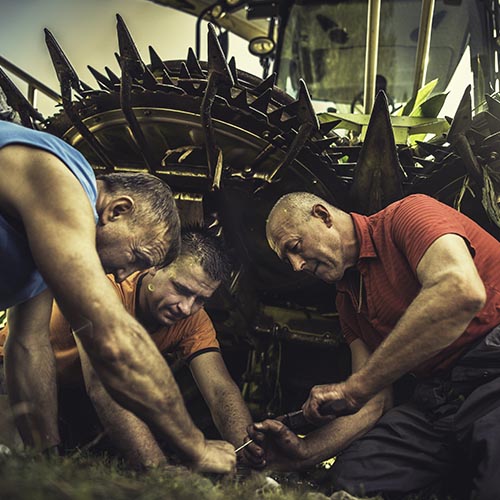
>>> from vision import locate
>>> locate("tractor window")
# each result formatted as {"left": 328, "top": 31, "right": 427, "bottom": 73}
{"left": 277, "top": 0, "right": 487, "bottom": 113}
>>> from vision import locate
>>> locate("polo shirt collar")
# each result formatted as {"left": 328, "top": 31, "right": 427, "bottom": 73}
{"left": 351, "top": 212, "right": 377, "bottom": 261}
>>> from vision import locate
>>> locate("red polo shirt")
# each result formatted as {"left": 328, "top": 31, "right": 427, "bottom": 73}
{"left": 336, "top": 194, "right": 500, "bottom": 378}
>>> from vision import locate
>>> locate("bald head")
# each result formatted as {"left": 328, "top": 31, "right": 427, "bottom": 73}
{"left": 265, "top": 192, "right": 358, "bottom": 283}
{"left": 266, "top": 192, "right": 337, "bottom": 249}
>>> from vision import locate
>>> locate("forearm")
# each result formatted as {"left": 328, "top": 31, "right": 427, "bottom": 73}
{"left": 76, "top": 321, "right": 206, "bottom": 463}
{"left": 288, "top": 391, "right": 388, "bottom": 471}
{"left": 4, "top": 326, "right": 59, "bottom": 450}
{"left": 210, "top": 385, "right": 253, "bottom": 447}
{"left": 86, "top": 378, "right": 166, "bottom": 469}
{"left": 349, "top": 280, "right": 483, "bottom": 402}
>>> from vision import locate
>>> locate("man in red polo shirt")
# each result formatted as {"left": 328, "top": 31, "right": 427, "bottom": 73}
{"left": 248, "top": 192, "right": 500, "bottom": 498}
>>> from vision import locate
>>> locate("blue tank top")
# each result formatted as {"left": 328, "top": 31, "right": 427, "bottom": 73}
{"left": 0, "top": 121, "right": 98, "bottom": 309}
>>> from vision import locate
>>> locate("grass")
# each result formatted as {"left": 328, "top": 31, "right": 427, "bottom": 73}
{"left": 0, "top": 450, "right": 358, "bottom": 500}
{"left": 0, "top": 449, "right": 461, "bottom": 500}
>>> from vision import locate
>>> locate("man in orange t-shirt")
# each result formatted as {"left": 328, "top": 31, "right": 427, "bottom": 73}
{"left": 1, "top": 227, "right": 262, "bottom": 468}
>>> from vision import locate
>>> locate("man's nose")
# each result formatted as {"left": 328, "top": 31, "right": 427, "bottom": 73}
{"left": 178, "top": 296, "right": 196, "bottom": 316}
{"left": 288, "top": 254, "right": 305, "bottom": 272}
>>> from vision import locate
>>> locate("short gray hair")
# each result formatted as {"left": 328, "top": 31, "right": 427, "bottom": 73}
{"left": 98, "top": 172, "right": 181, "bottom": 267}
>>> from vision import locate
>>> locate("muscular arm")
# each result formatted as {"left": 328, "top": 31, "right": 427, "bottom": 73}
{"left": 0, "top": 147, "right": 235, "bottom": 470}
{"left": 249, "top": 339, "right": 392, "bottom": 471}
{"left": 190, "top": 351, "right": 252, "bottom": 447}
{"left": 77, "top": 339, "right": 166, "bottom": 469}
{"left": 4, "top": 289, "right": 59, "bottom": 450}
{"left": 305, "top": 234, "right": 487, "bottom": 419}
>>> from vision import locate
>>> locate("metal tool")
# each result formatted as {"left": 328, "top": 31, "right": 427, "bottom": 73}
{"left": 235, "top": 402, "right": 352, "bottom": 453}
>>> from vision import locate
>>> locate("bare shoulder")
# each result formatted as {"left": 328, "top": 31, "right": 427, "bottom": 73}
{"left": 0, "top": 144, "right": 93, "bottom": 220}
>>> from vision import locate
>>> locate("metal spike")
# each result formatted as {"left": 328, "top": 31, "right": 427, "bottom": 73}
{"left": 117, "top": 15, "right": 156, "bottom": 172}
{"left": 295, "top": 80, "right": 319, "bottom": 133}
{"left": 228, "top": 57, "right": 239, "bottom": 86}
{"left": 255, "top": 81, "right": 320, "bottom": 187}
{"left": 254, "top": 73, "right": 276, "bottom": 95}
{"left": 201, "top": 23, "right": 235, "bottom": 181}
{"left": 187, "top": 47, "right": 204, "bottom": 78}
{"left": 448, "top": 85, "right": 472, "bottom": 140}
{"left": 207, "top": 23, "right": 234, "bottom": 87}
{"left": 149, "top": 46, "right": 164, "bottom": 72}
{"left": 44, "top": 28, "right": 85, "bottom": 95}
{"left": 45, "top": 29, "right": 115, "bottom": 170}
{"left": 179, "top": 61, "right": 192, "bottom": 80}
{"left": 116, "top": 14, "right": 157, "bottom": 89}
{"left": 87, "top": 65, "right": 114, "bottom": 91}
{"left": 148, "top": 46, "right": 175, "bottom": 85}
{"left": 320, "top": 119, "right": 341, "bottom": 135}
{"left": 105, "top": 66, "right": 121, "bottom": 85}
{"left": 0, "top": 66, "right": 46, "bottom": 127}
{"left": 79, "top": 80, "right": 93, "bottom": 92}
{"left": 250, "top": 88, "right": 272, "bottom": 113}
{"left": 350, "top": 90, "right": 404, "bottom": 214}
{"left": 232, "top": 89, "right": 248, "bottom": 108}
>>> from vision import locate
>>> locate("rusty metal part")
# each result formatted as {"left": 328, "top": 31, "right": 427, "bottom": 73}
{"left": 255, "top": 80, "right": 319, "bottom": 187}
{"left": 116, "top": 14, "right": 157, "bottom": 172}
{"left": 0, "top": 67, "right": 45, "bottom": 128}
{"left": 201, "top": 23, "right": 234, "bottom": 181}
{"left": 44, "top": 29, "right": 115, "bottom": 170}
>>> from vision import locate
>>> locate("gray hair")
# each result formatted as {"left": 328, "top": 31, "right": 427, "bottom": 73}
{"left": 98, "top": 172, "right": 181, "bottom": 267}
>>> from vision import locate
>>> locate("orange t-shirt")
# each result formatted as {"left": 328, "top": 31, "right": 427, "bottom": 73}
{"left": 0, "top": 271, "right": 219, "bottom": 387}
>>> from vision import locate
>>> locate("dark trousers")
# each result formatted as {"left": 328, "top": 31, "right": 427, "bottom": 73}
{"left": 329, "top": 326, "right": 500, "bottom": 500}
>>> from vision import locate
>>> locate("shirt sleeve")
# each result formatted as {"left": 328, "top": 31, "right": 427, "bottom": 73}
{"left": 390, "top": 195, "right": 473, "bottom": 272}
{"left": 175, "top": 309, "right": 220, "bottom": 362}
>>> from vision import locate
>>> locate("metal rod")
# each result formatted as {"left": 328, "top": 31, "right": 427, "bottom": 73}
{"left": 412, "top": 0, "right": 435, "bottom": 96}
{"left": 363, "top": 0, "right": 381, "bottom": 114}
{"left": 235, "top": 440, "right": 253, "bottom": 453}
{"left": 0, "top": 54, "right": 61, "bottom": 104}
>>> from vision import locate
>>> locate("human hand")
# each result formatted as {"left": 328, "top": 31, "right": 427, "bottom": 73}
{"left": 302, "top": 382, "right": 361, "bottom": 425}
{"left": 191, "top": 439, "right": 236, "bottom": 474}
{"left": 236, "top": 437, "right": 266, "bottom": 468}
{"left": 246, "top": 419, "right": 308, "bottom": 471}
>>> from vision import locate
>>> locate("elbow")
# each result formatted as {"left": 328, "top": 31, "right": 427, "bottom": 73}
{"left": 454, "top": 275, "right": 487, "bottom": 316}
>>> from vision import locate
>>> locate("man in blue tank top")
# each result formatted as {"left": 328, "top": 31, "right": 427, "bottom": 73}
{"left": 0, "top": 121, "right": 236, "bottom": 473}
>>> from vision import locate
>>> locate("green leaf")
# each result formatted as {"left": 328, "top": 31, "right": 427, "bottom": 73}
{"left": 396, "top": 79, "right": 439, "bottom": 116}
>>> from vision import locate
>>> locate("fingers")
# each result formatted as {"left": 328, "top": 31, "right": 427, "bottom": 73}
{"left": 194, "top": 439, "right": 236, "bottom": 474}
{"left": 247, "top": 419, "right": 285, "bottom": 442}
{"left": 302, "top": 384, "right": 338, "bottom": 425}
{"left": 238, "top": 439, "right": 266, "bottom": 468}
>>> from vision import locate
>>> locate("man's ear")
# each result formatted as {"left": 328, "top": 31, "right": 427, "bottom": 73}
{"left": 311, "top": 204, "right": 333, "bottom": 227}
{"left": 100, "top": 196, "right": 135, "bottom": 224}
